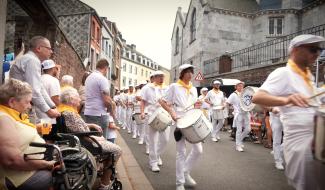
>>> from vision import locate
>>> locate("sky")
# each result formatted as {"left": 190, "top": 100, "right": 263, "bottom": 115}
{"left": 81, "top": 0, "right": 191, "bottom": 69}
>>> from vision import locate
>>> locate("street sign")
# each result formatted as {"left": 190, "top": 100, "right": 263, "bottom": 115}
{"left": 195, "top": 72, "right": 204, "bottom": 81}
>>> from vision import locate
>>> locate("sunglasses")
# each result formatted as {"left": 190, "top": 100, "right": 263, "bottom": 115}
{"left": 40, "top": 46, "right": 53, "bottom": 51}
{"left": 306, "top": 46, "right": 323, "bottom": 54}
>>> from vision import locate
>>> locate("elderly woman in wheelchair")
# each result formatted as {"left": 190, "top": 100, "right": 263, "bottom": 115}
{"left": 58, "top": 88, "right": 122, "bottom": 190}
{"left": 0, "top": 79, "right": 55, "bottom": 190}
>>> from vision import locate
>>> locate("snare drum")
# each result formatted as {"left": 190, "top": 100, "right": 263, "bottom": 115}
{"left": 177, "top": 109, "right": 212, "bottom": 143}
{"left": 212, "top": 106, "right": 224, "bottom": 120}
{"left": 314, "top": 108, "right": 325, "bottom": 162}
{"left": 148, "top": 107, "right": 172, "bottom": 131}
{"left": 240, "top": 86, "right": 263, "bottom": 113}
{"left": 133, "top": 113, "right": 145, "bottom": 125}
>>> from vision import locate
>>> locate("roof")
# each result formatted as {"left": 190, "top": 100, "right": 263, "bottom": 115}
{"left": 207, "top": 0, "right": 259, "bottom": 13}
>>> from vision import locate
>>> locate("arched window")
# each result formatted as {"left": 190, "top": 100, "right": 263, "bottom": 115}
{"left": 190, "top": 8, "right": 196, "bottom": 42}
{"left": 175, "top": 27, "right": 179, "bottom": 54}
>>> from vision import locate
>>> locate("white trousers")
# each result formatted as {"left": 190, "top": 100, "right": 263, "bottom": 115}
{"left": 211, "top": 119, "right": 224, "bottom": 138}
{"left": 148, "top": 126, "right": 170, "bottom": 167}
{"left": 234, "top": 112, "right": 250, "bottom": 146}
{"left": 126, "top": 109, "right": 133, "bottom": 132}
{"left": 120, "top": 108, "right": 127, "bottom": 128}
{"left": 270, "top": 113, "right": 283, "bottom": 164}
{"left": 176, "top": 136, "right": 203, "bottom": 185}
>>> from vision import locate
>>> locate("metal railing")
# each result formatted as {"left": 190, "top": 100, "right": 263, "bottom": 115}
{"left": 204, "top": 24, "right": 325, "bottom": 75}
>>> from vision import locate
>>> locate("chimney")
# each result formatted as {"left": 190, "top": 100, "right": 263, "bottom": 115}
{"left": 131, "top": 44, "right": 136, "bottom": 50}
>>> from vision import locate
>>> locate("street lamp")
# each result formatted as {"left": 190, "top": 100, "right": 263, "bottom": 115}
{"left": 315, "top": 49, "right": 325, "bottom": 87}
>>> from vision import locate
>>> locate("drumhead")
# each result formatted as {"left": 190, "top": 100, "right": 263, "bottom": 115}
{"left": 240, "top": 86, "right": 258, "bottom": 112}
{"left": 148, "top": 107, "right": 166, "bottom": 124}
{"left": 212, "top": 105, "right": 223, "bottom": 110}
{"left": 177, "top": 109, "right": 202, "bottom": 129}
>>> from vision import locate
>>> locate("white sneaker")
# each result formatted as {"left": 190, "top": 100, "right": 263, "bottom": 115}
{"left": 270, "top": 150, "right": 274, "bottom": 155}
{"left": 132, "top": 134, "right": 137, "bottom": 139}
{"left": 275, "top": 162, "right": 284, "bottom": 170}
{"left": 240, "top": 144, "right": 245, "bottom": 148}
{"left": 138, "top": 140, "right": 144, "bottom": 145}
{"left": 158, "top": 157, "right": 163, "bottom": 166}
{"left": 146, "top": 147, "right": 149, "bottom": 155}
{"left": 176, "top": 185, "right": 185, "bottom": 190}
{"left": 236, "top": 145, "right": 244, "bottom": 152}
{"left": 211, "top": 137, "right": 218, "bottom": 142}
{"left": 184, "top": 173, "right": 197, "bottom": 187}
{"left": 127, "top": 130, "right": 131, "bottom": 134}
{"left": 151, "top": 165, "right": 160, "bottom": 172}
{"left": 216, "top": 136, "right": 221, "bottom": 140}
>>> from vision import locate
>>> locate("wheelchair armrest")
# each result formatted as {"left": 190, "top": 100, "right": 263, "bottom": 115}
{"left": 68, "top": 131, "right": 101, "bottom": 137}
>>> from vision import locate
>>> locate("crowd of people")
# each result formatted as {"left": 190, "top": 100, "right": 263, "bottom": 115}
{"left": 0, "top": 34, "right": 324, "bottom": 190}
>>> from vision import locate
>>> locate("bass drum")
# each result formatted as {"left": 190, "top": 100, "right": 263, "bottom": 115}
{"left": 148, "top": 107, "right": 172, "bottom": 131}
{"left": 177, "top": 109, "right": 212, "bottom": 144}
{"left": 240, "top": 86, "right": 263, "bottom": 113}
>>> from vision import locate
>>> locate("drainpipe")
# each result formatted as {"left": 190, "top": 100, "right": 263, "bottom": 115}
{"left": 0, "top": 0, "right": 7, "bottom": 84}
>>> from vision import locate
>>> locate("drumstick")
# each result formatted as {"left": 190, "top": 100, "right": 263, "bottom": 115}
{"left": 308, "top": 90, "right": 325, "bottom": 100}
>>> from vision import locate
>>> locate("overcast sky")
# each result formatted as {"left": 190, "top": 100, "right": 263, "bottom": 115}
{"left": 80, "top": 0, "right": 191, "bottom": 69}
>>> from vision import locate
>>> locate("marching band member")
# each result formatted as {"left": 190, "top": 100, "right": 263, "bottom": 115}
{"left": 126, "top": 86, "right": 135, "bottom": 134}
{"left": 198, "top": 87, "right": 210, "bottom": 120}
{"left": 269, "top": 107, "right": 284, "bottom": 170}
{"left": 120, "top": 89, "right": 128, "bottom": 130}
{"left": 140, "top": 71, "right": 170, "bottom": 172}
{"left": 205, "top": 80, "right": 226, "bottom": 142}
{"left": 113, "top": 90, "right": 122, "bottom": 124}
{"left": 159, "top": 64, "right": 202, "bottom": 190}
{"left": 226, "top": 81, "right": 250, "bottom": 152}
{"left": 136, "top": 82, "right": 148, "bottom": 145}
{"left": 253, "top": 34, "right": 325, "bottom": 190}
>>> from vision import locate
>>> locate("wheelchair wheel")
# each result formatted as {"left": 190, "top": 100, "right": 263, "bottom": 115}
{"left": 82, "top": 147, "right": 97, "bottom": 190}
{"left": 111, "top": 180, "right": 122, "bottom": 190}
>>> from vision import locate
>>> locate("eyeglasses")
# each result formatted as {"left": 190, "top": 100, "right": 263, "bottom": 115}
{"left": 40, "top": 46, "right": 53, "bottom": 51}
{"left": 306, "top": 46, "right": 323, "bottom": 54}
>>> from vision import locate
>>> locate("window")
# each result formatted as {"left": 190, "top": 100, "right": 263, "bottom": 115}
{"left": 190, "top": 8, "right": 196, "bottom": 42}
{"left": 105, "top": 41, "right": 109, "bottom": 55}
{"left": 123, "top": 76, "right": 126, "bottom": 87}
{"left": 123, "top": 63, "right": 126, "bottom": 72}
{"left": 116, "top": 48, "right": 120, "bottom": 60}
{"left": 97, "top": 27, "right": 100, "bottom": 44}
{"left": 102, "top": 37, "right": 105, "bottom": 50}
{"left": 135, "top": 66, "right": 137, "bottom": 75}
{"left": 92, "top": 21, "right": 95, "bottom": 38}
{"left": 269, "top": 17, "right": 283, "bottom": 35}
{"left": 137, "top": 57, "right": 141, "bottom": 63}
{"left": 129, "top": 65, "right": 132, "bottom": 73}
{"left": 126, "top": 51, "right": 130, "bottom": 58}
{"left": 134, "top": 79, "right": 137, "bottom": 86}
{"left": 109, "top": 45, "right": 112, "bottom": 57}
{"left": 128, "top": 78, "right": 132, "bottom": 85}
{"left": 96, "top": 53, "right": 99, "bottom": 61}
{"left": 175, "top": 27, "right": 179, "bottom": 54}
{"left": 90, "top": 48, "right": 95, "bottom": 65}
{"left": 141, "top": 69, "right": 144, "bottom": 76}
{"left": 142, "top": 59, "right": 145, "bottom": 64}
{"left": 146, "top": 70, "right": 148, "bottom": 77}
{"left": 132, "top": 54, "right": 135, "bottom": 60}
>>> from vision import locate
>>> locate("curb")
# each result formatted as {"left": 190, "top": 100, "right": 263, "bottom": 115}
{"left": 116, "top": 132, "right": 154, "bottom": 190}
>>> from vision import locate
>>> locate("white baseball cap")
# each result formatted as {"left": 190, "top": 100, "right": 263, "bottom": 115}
{"left": 235, "top": 81, "right": 245, "bottom": 86}
{"left": 42, "top": 59, "right": 56, "bottom": 70}
{"left": 179, "top": 64, "right": 195, "bottom": 73}
{"left": 288, "top": 34, "right": 325, "bottom": 54}
{"left": 152, "top": 70, "right": 165, "bottom": 76}
{"left": 213, "top": 80, "right": 221, "bottom": 85}
{"left": 200, "top": 87, "right": 208, "bottom": 93}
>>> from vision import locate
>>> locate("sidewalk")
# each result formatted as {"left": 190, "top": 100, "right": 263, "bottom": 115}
{"left": 115, "top": 132, "right": 154, "bottom": 190}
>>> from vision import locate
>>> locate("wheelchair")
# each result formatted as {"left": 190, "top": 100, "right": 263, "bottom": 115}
{"left": 25, "top": 133, "right": 97, "bottom": 190}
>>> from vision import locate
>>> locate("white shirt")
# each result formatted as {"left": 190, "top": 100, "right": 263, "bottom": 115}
{"left": 205, "top": 89, "right": 225, "bottom": 107}
{"left": 141, "top": 83, "right": 168, "bottom": 116}
{"left": 106, "top": 113, "right": 117, "bottom": 139}
{"left": 226, "top": 91, "right": 244, "bottom": 114}
{"left": 39, "top": 74, "right": 61, "bottom": 124}
{"left": 164, "top": 83, "right": 198, "bottom": 118}
{"left": 198, "top": 95, "right": 210, "bottom": 109}
{"left": 126, "top": 93, "right": 136, "bottom": 108}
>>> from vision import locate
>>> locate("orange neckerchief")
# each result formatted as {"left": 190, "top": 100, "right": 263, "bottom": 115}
{"left": 177, "top": 79, "right": 193, "bottom": 94}
{"left": 61, "top": 85, "right": 74, "bottom": 92}
{"left": 287, "top": 59, "right": 313, "bottom": 91}
{"left": 0, "top": 104, "right": 36, "bottom": 128}
{"left": 58, "top": 104, "right": 79, "bottom": 115}
{"left": 154, "top": 82, "right": 166, "bottom": 89}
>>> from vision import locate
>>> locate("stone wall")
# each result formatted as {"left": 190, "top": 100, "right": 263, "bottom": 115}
{"left": 301, "top": 2, "right": 325, "bottom": 30}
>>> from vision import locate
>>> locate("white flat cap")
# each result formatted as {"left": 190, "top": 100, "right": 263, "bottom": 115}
{"left": 213, "top": 80, "right": 221, "bottom": 85}
{"left": 152, "top": 70, "right": 165, "bottom": 76}
{"left": 179, "top": 64, "right": 195, "bottom": 73}
{"left": 288, "top": 34, "right": 325, "bottom": 54}
{"left": 42, "top": 59, "right": 56, "bottom": 70}
{"left": 235, "top": 81, "right": 245, "bottom": 86}
{"left": 200, "top": 87, "right": 208, "bottom": 93}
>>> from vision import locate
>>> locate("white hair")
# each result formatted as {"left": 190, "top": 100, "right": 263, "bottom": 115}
{"left": 60, "top": 88, "right": 79, "bottom": 105}
{"left": 61, "top": 75, "right": 74, "bottom": 86}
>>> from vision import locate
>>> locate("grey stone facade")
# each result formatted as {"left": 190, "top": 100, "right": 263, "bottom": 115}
{"left": 171, "top": 0, "right": 325, "bottom": 86}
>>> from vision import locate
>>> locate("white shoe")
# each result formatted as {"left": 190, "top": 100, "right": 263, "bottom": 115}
{"left": 270, "top": 150, "right": 274, "bottom": 155}
{"left": 240, "top": 144, "right": 245, "bottom": 148}
{"left": 146, "top": 147, "right": 149, "bottom": 155}
{"left": 158, "top": 157, "right": 163, "bottom": 166}
{"left": 184, "top": 173, "right": 197, "bottom": 187}
{"left": 216, "top": 136, "right": 221, "bottom": 140}
{"left": 122, "top": 126, "right": 126, "bottom": 130}
{"left": 127, "top": 130, "right": 131, "bottom": 134}
{"left": 176, "top": 185, "right": 185, "bottom": 190}
{"left": 275, "top": 162, "right": 284, "bottom": 170}
{"left": 211, "top": 137, "right": 218, "bottom": 142}
{"left": 151, "top": 165, "right": 160, "bottom": 172}
{"left": 138, "top": 140, "right": 144, "bottom": 145}
{"left": 132, "top": 134, "right": 137, "bottom": 139}
{"left": 236, "top": 145, "right": 244, "bottom": 152}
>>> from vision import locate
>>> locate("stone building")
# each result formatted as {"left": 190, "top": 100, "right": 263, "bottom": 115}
{"left": 120, "top": 42, "right": 158, "bottom": 90}
{"left": 171, "top": 0, "right": 325, "bottom": 87}
{"left": 4, "top": 0, "right": 85, "bottom": 87}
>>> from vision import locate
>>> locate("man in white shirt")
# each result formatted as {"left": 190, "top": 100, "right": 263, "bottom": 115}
{"left": 269, "top": 107, "right": 284, "bottom": 170}
{"left": 160, "top": 64, "right": 202, "bottom": 190}
{"left": 198, "top": 87, "right": 210, "bottom": 120}
{"left": 141, "top": 71, "right": 170, "bottom": 172}
{"left": 253, "top": 34, "right": 325, "bottom": 190}
{"left": 126, "top": 85, "right": 135, "bottom": 135}
{"left": 226, "top": 81, "right": 250, "bottom": 152}
{"left": 205, "top": 80, "right": 226, "bottom": 142}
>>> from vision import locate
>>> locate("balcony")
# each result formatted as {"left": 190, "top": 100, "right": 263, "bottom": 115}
{"left": 204, "top": 24, "right": 325, "bottom": 76}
